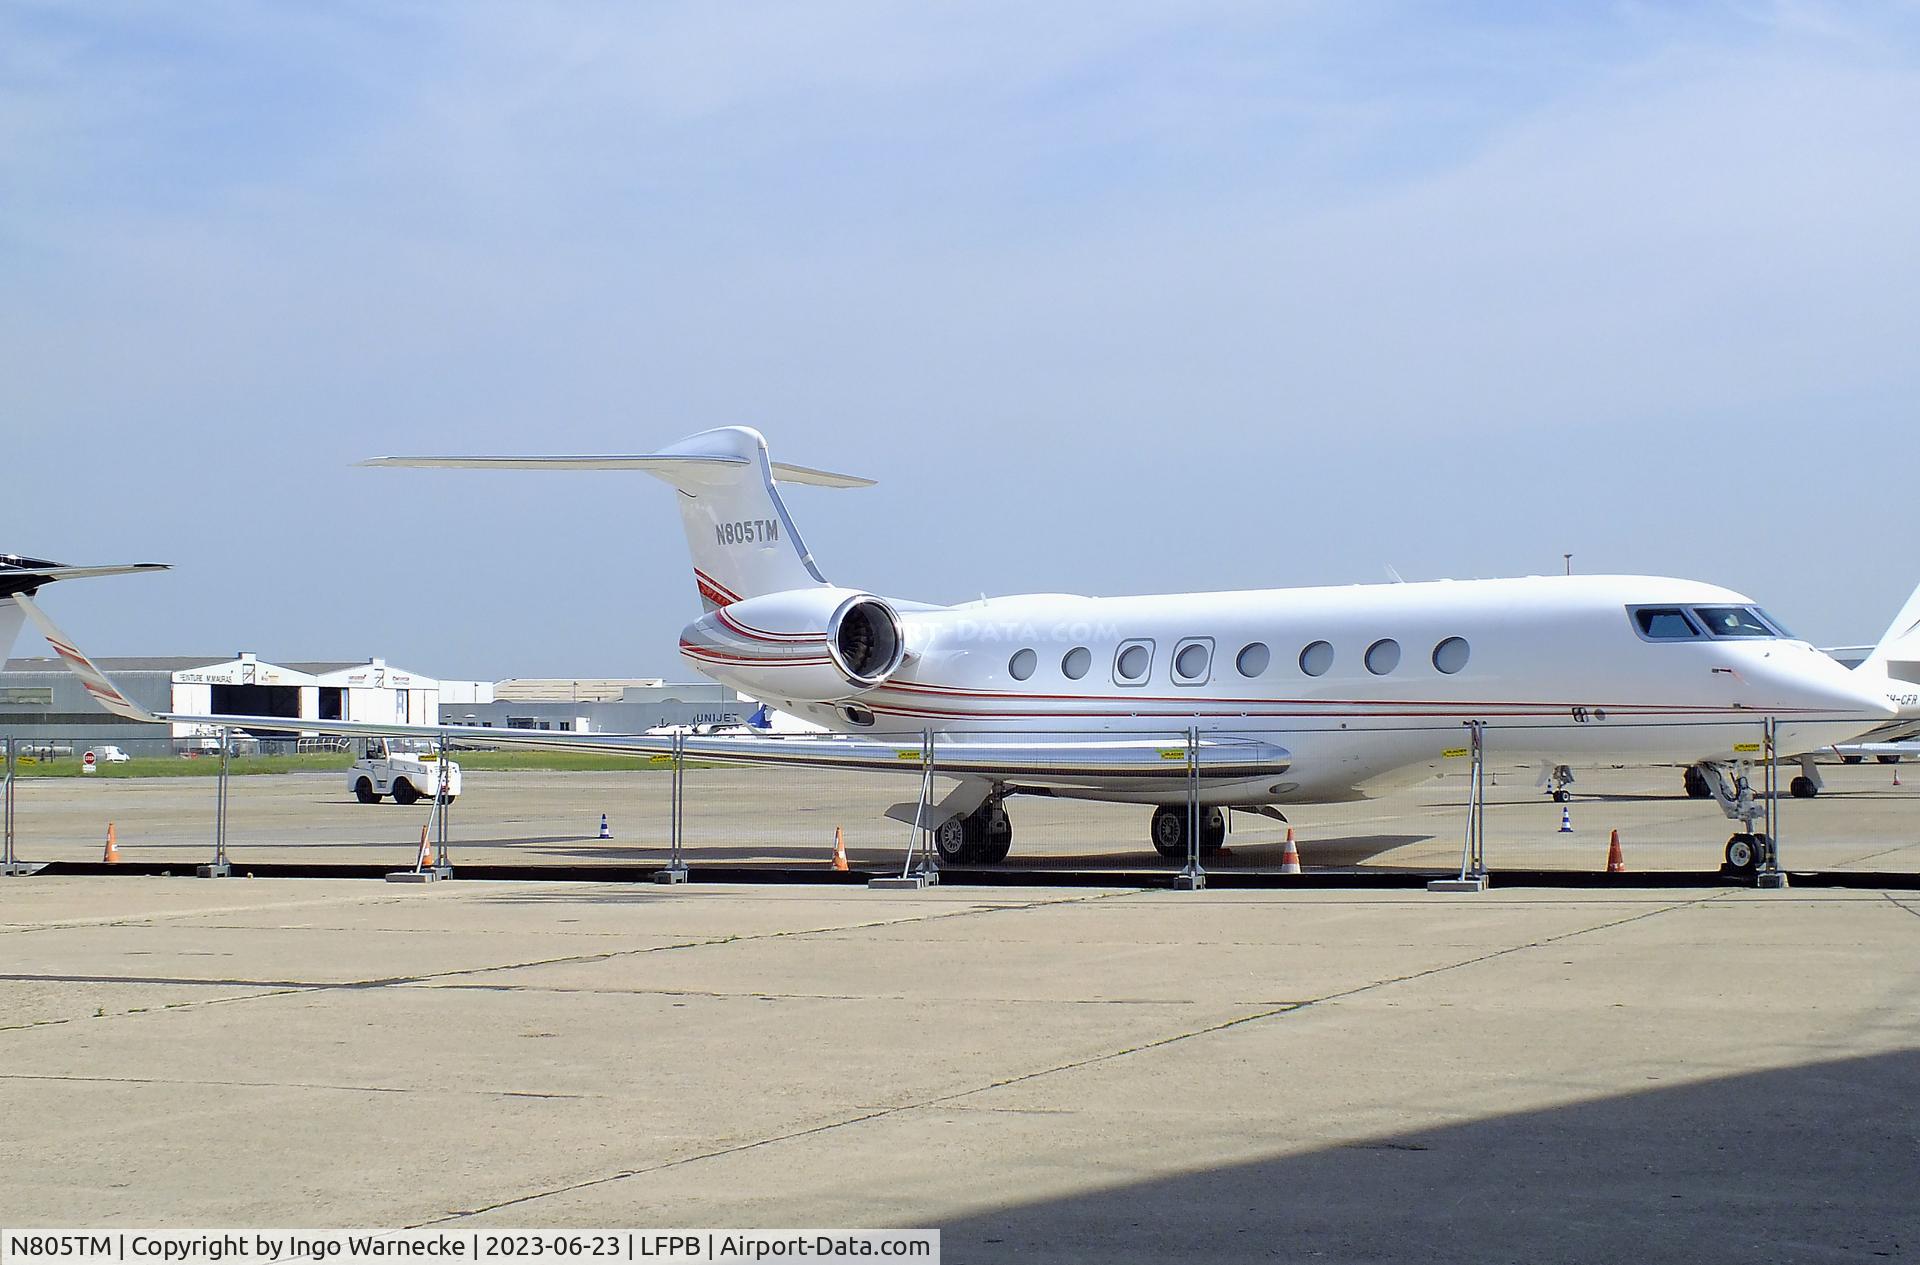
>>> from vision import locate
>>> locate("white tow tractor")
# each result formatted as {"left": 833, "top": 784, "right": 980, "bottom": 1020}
{"left": 348, "top": 737, "right": 461, "bottom": 805}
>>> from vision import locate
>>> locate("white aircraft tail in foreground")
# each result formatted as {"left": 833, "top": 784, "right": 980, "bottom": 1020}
{"left": 35, "top": 428, "right": 1899, "bottom": 869}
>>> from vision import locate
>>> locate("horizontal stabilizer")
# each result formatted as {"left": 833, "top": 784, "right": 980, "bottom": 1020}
{"left": 360, "top": 453, "right": 874, "bottom": 489}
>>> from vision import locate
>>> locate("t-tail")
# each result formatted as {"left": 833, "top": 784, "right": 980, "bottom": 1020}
{"left": 361, "top": 426, "right": 871, "bottom": 610}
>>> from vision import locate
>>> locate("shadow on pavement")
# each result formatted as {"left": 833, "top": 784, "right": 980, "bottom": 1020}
{"left": 938, "top": 1048, "right": 1920, "bottom": 1263}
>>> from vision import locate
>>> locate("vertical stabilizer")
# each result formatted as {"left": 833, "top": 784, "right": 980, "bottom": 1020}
{"left": 361, "top": 427, "right": 871, "bottom": 610}
{"left": 0, "top": 599, "right": 23, "bottom": 667}
{"left": 645, "top": 427, "right": 832, "bottom": 608}
{"left": 1864, "top": 580, "right": 1920, "bottom": 672}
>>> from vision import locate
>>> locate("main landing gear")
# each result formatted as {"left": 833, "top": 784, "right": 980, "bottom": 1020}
{"left": 932, "top": 799, "right": 1013, "bottom": 865}
{"left": 1150, "top": 804, "right": 1226, "bottom": 859}
{"left": 1546, "top": 765, "right": 1575, "bottom": 803}
{"left": 1688, "top": 760, "right": 1820, "bottom": 801}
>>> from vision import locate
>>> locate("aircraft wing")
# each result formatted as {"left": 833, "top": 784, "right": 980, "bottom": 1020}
{"left": 16, "top": 594, "right": 1288, "bottom": 785}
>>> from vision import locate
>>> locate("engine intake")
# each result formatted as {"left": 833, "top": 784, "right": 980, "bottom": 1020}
{"left": 829, "top": 595, "right": 906, "bottom": 687}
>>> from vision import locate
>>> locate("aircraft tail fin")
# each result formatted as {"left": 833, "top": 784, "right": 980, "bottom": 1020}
{"left": 0, "top": 600, "right": 23, "bottom": 667}
{"left": 1864, "top": 581, "right": 1920, "bottom": 676}
{"left": 361, "top": 427, "right": 870, "bottom": 608}
{"left": 12, "top": 594, "right": 162, "bottom": 723}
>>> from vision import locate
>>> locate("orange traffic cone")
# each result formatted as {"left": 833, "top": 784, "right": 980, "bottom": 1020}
{"left": 1279, "top": 827, "right": 1302, "bottom": 875}
{"left": 1895, "top": 766, "right": 1903, "bottom": 788}
{"left": 830, "top": 827, "right": 849, "bottom": 872}
{"left": 418, "top": 825, "right": 434, "bottom": 868}
{"left": 1605, "top": 829, "right": 1626, "bottom": 874}
{"left": 102, "top": 822, "right": 120, "bottom": 864}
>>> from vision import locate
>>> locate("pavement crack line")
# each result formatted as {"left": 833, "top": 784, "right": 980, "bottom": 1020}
{"left": 0, "top": 889, "right": 1130, "bottom": 1031}
{"left": 0, "top": 1071, "right": 586, "bottom": 1099}
{"left": 1881, "top": 893, "right": 1920, "bottom": 922}
{"left": 417, "top": 890, "right": 1724, "bottom": 1226}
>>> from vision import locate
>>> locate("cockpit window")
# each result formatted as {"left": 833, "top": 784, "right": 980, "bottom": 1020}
{"left": 1692, "top": 606, "right": 1774, "bottom": 638}
{"left": 1758, "top": 609, "right": 1796, "bottom": 639}
{"left": 1633, "top": 607, "right": 1701, "bottom": 640}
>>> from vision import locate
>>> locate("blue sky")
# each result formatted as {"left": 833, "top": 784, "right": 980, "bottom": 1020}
{"left": 5, "top": 2, "right": 1918, "bottom": 677}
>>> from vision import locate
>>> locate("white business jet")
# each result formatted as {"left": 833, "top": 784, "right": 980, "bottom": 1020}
{"left": 16, "top": 429, "right": 1896, "bottom": 871}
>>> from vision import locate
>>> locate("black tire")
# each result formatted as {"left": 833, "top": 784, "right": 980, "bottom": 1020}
{"left": 976, "top": 804, "right": 1013, "bottom": 864}
{"left": 1552, "top": 789, "right": 1572, "bottom": 803}
{"left": 1682, "top": 766, "right": 1712, "bottom": 799}
{"left": 1877, "top": 754, "right": 1902, "bottom": 765}
{"left": 391, "top": 779, "right": 420, "bottom": 806}
{"left": 1724, "top": 833, "right": 1759, "bottom": 874}
{"left": 354, "top": 778, "right": 380, "bottom": 804}
{"left": 1842, "top": 755, "right": 1864, "bottom": 765}
{"left": 1197, "top": 806, "right": 1227, "bottom": 854}
{"left": 1150, "top": 805, "right": 1187, "bottom": 859}
{"left": 933, "top": 814, "right": 973, "bottom": 863}
{"left": 1789, "top": 775, "right": 1817, "bottom": 799}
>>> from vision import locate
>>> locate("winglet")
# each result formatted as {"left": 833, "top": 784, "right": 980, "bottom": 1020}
{"left": 11, "top": 594, "right": 161, "bottom": 723}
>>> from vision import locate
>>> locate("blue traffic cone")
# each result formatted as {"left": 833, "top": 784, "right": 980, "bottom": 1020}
{"left": 1558, "top": 804, "right": 1573, "bottom": 833}
{"left": 598, "top": 813, "right": 612, "bottom": 840}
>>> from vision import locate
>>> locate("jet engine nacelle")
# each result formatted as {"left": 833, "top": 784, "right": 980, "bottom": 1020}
{"left": 679, "top": 586, "right": 912, "bottom": 701}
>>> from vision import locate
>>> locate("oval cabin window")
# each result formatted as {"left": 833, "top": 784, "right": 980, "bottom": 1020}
{"left": 1365, "top": 639, "right": 1401, "bottom": 675}
{"left": 1432, "top": 637, "right": 1470, "bottom": 674}
{"left": 1009, "top": 648, "right": 1037, "bottom": 681}
{"left": 1299, "top": 641, "right": 1335, "bottom": 677}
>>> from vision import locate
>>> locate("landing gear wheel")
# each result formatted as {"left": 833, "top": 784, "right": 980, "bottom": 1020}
{"left": 1842, "top": 754, "right": 1864, "bottom": 765}
{"left": 354, "top": 778, "right": 380, "bottom": 804}
{"left": 933, "top": 802, "right": 1014, "bottom": 865}
{"left": 392, "top": 779, "right": 420, "bottom": 806}
{"left": 1724, "top": 833, "right": 1760, "bottom": 874}
{"left": 1552, "top": 789, "right": 1572, "bottom": 803}
{"left": 1150, "top": 806, "right": 1225, "bottom": 859}
{"left": 1789, "top": 775, "right": 1817, "bottom": 799}
{"left": 1682, "top": 766, "right": 1711, "bottom": 799}
{"left": 1198, "top": 807, "right": 1226, "bottom": 854}
{"left": 1150, "top": 805, "right": 1187, "bottom": 859}
{"left": 1877, "top": 754, "right": 1902, "bottom": 765}
{"left": 976, "top": 804, "right": 1013, "bottom": 864}
{"left": 933, "top": 814, "right": 973, "bottom": 863}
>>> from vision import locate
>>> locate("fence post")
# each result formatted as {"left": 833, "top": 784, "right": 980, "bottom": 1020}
{"left": 431, "top": 731, "right": 453, "bottom": 879}
{"left": 915, "top": 728, "right": 940, "bottom": 884}
{"left": 655, "top": 729, "right": 690, "bottom": 883}
{"left": 1, "top": 735, "right": 23, "bottom": 876}
{"left": 1429, "top": 720, "right": 1488, "bottom": 893}
{"left": 197, "top": 726, "right": 233, "bottom": 878}
{"left": 1175, "top": 726, "right": 1205, "bottom": 890}
{"left": 1756, "top": 717, "right": 1788, "bottom": 889}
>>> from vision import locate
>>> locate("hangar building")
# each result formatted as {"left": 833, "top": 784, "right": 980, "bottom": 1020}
{"left": 0, "top": 652, "right": 476, "bottom": 756}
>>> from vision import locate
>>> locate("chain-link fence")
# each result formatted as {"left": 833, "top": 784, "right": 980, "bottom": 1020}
{"left": 4, "top": 720, "right": 1915, "bottom": 882}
